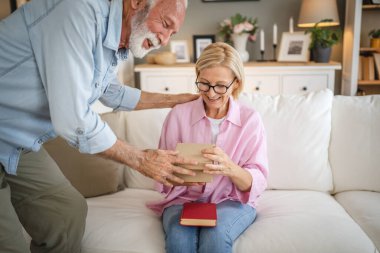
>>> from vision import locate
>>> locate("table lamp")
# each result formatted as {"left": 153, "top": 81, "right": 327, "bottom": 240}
{"left": 298, "top": 0, "right": 340, "bottom": 28}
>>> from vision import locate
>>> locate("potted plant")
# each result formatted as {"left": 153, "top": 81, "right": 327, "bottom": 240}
{"left": 369, "top": 29, "right": 380, "bottom": 48}
{"left": 305, "top": 19, "right": 341, "bottom": 63}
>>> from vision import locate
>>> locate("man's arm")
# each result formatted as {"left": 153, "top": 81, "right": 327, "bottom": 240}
{"left": 98, "top": 139, "right": 197, "bottom": 186}
{"left": 134, "top": 91, "right": 199, "bottom": 110}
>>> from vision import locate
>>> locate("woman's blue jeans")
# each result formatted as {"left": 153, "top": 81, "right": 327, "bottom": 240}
{"left": 162, "top": 200, "right": 256, "bottom": 253}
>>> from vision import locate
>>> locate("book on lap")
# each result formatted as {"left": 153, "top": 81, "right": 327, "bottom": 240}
{"left": 180, "top": 202, "right": 217, "bottom": 227}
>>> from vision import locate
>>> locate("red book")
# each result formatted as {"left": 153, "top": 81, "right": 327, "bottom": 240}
{"left": 180, "top": 202, "right": 217, "bottom": 227}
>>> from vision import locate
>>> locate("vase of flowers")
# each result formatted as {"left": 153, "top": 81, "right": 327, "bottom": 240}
{"left": 219, "top": 13, "right": 258, "bottom": 62}
{"left": 231, "top": 33, "right": 250, "bottom": 62}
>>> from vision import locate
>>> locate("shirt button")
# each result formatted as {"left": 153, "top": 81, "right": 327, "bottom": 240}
{"left": 76, "top": 128, "right": 84, "bottom": 135}
{"left": 95, "top": 82, "right": 99, "bottom": 88}
{"left": 112, "top": 62, "right": 117, "bottom": 66}
{"left": 37, "top": 139, "right": 43, "bottom": 144}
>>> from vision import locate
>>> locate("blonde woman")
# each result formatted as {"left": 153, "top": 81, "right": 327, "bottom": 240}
{"left": 148, "top": 42, "right": 268, "bottom": 253}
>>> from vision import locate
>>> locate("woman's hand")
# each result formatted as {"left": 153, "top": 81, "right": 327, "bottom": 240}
{"left": 202, "top": 146, "right": 253, "bottom": 192}
{"left": 201, "top": 146, "right": 237, "bottom": 178}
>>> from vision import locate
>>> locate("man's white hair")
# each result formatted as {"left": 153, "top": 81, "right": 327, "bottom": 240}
{"left": 148, "top": 0, "right": 188, "bottom": 9}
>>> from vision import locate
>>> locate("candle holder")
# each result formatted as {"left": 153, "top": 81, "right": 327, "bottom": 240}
{"left": 257, "top": 50, "right": 266, "bottom": 62}
{"left": 271, "top": 44, "right": 277, "bottom": 61}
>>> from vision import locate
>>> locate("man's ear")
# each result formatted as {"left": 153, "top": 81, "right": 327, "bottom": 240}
{"left": 130, "top": 0, "right": 148, "bottom": 10}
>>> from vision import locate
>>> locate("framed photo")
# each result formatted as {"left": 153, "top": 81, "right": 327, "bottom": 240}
{"left": 277, "top": 32, "right": 311, "bottom": 62}
{"left": 193, "top": 35, "right": 215, "bottom": 62}
{"left": 170, "top": 40, "right": 190, "bottom": 63}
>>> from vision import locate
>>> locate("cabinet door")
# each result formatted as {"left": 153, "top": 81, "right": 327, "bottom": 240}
{"left": 282, "top": 75, "right": 328, "bottom": 94}
{"left": 142, "top": 75, "right": 196, "bottom": 94}
{"left": 245, "top": 75, "right": 281, "bottom": 95}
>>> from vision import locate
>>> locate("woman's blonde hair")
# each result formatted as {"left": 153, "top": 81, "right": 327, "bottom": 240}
{"left": 195, "top": 42, "right": 245, "bottom": 99}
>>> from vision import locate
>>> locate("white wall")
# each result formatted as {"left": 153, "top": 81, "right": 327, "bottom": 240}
{"left": 137, "top": 0, "right": 346, "bottom": 65}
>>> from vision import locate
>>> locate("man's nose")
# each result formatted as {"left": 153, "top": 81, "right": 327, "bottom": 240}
{"left": 160, "top": 30, "right": 172, "bottom": 46}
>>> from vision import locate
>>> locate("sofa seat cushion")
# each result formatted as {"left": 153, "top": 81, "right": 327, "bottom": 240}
{"left": 82, "top": 189, "right": 164, "bottom": 253}
{"left": 335, "top": 191, "right": 380, "bottom": 251}
{"left": 234, "top": 190, "right": 376, "bottom": 253}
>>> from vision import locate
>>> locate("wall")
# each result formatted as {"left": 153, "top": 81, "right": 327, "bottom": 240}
{"left": 137, "top": 0, "right": 345, "bottom": 66}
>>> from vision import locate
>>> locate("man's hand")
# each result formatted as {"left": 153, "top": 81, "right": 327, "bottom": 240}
{"left": 135, "top": 149, "right": 198, "bottom": 186}
{"left": 98, "top": 140, "right": 200, "bottom": 186}
{"left": 135, "top": 91, "right": 199, "bottom": 110}
{"left": 169, "top": 93, "right": 200, "bottom": 108}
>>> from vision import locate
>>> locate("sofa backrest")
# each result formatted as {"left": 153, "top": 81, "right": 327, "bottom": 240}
{"left": 239, "top": 89, "right": 334, "bottom": 192}
{"left": 330, "top": 95, "right": 380, "bottom": 194}
{"left": 122, "top": 89, "right": 335, "bottom": 192}
{"left": 46, "top": 91, "right": 379, "bottom": 197}
{"left": 44, "top": 111, "right": 127, "bottom": 198}
{"left": 123, "top": 108, "right": 171, "bottom": 189}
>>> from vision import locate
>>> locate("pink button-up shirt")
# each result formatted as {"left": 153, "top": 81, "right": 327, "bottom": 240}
{"left": 147, "top": 97, "right": 268, "bottom": 215}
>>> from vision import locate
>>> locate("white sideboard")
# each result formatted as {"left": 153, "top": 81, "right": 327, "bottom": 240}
{"left": 135, "top": 62, "right": 341, "bottom": 95}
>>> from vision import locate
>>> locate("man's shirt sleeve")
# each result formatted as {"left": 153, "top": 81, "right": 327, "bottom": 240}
{"left": 29, "top": 0, "right": 116, "bottom": 154}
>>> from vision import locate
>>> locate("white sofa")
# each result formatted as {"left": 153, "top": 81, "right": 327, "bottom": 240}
{"left": 43, "top": 89, "right": 380, "bottom": 253}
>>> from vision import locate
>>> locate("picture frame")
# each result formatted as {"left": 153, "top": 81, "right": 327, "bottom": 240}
{"left": 277, "top": 32, "right": 311, "bottom": 62}
{"left": 192, "top": 35, "right": 215, "bottom": 62}
{"left": 170, "top": 40, "right": 190, "bottom": 63}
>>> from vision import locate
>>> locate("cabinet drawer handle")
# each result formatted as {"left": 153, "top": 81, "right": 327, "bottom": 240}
{"left": 164, "top": 87, "right": 169, "bottom": 91}
{"left": 302, "top": 86, "right": 308, "bottom": 91}
{"left": 255, "top": 86, "right": 260, "bottom": 91}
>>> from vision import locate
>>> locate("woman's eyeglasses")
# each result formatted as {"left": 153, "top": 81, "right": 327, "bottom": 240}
{"left": 195, "top": 77, "right": 236, "bottom": 94}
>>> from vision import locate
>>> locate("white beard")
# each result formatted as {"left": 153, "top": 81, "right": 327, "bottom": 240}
{"left": 128, "top": 14, "right": 160, "bottom": 58}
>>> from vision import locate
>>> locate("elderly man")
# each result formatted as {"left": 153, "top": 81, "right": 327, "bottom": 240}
{"left": 0, "top": 0, "right": 196, "bottom": 252}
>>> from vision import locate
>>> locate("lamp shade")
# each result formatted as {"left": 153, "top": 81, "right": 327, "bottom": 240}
{"left": 298, "top": 0, "right": 340, "bottom": 28}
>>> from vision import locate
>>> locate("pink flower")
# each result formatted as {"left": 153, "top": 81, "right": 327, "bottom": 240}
{"left": 233, "top": 23, "right": 245, "bottom": 34}
{"left": 249, "top": 34, "right": 257, "bottom": 41}
{"left": 223, "top": 19, "right": 232, "bottom": 27}
{"left": 243, "top": 21, "right": 254, "bottom": 32}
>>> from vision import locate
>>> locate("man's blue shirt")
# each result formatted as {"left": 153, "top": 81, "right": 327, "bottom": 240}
{"left": 0, "top": 0, "right": 141, "bottom": 174}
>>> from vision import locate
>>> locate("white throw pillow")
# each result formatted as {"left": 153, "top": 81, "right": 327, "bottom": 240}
{"left": 124, "top": 108, "right": 171, "bottom": 189}
{"left": 330, "top": 95, "right": 380, "bottom": 193}
{"left": 239, "top": 89, "right": 334, "bottom": 192}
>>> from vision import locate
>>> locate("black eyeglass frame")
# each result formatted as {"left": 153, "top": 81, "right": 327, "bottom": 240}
{"left": 195, "top": 77, "right": 237, "bottom": 95}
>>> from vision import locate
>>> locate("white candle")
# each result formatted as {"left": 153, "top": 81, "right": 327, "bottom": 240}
{"left": 273, "top": 23, "right": 277, "bottom": 45}
{"left": 260, "top": 29, "right": 265, "bottom": 51}
{"left": 289, "top": 17, "right": 294, "bottom": 33}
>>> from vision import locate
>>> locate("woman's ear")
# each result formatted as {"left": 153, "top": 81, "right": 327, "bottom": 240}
{"left": 234, "top": 79, "right": 241, "bottom": 89}
{"left": 130, "top": 0, "right": 147, "bottom": 10}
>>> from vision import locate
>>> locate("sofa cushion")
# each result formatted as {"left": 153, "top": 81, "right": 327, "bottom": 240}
{"left": 330, "top": 95, "right": 380, "bottom": 193}
{"left": 335, "top": 191, "right": 380, "bottom": 251}
{"left": 124, "top": 108, "right": 171, "bottom": 189}
{"left": 239, "top": 89, "right": 333, "bottom": 191}
{"left": 82, "top": 189, "right": 165, "bottom": 253}
{"left": 44, "top": 111, "right": 127, "bottom": 197}
{"left": 234, "top": 190, "right": 376, "bottom": 253}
